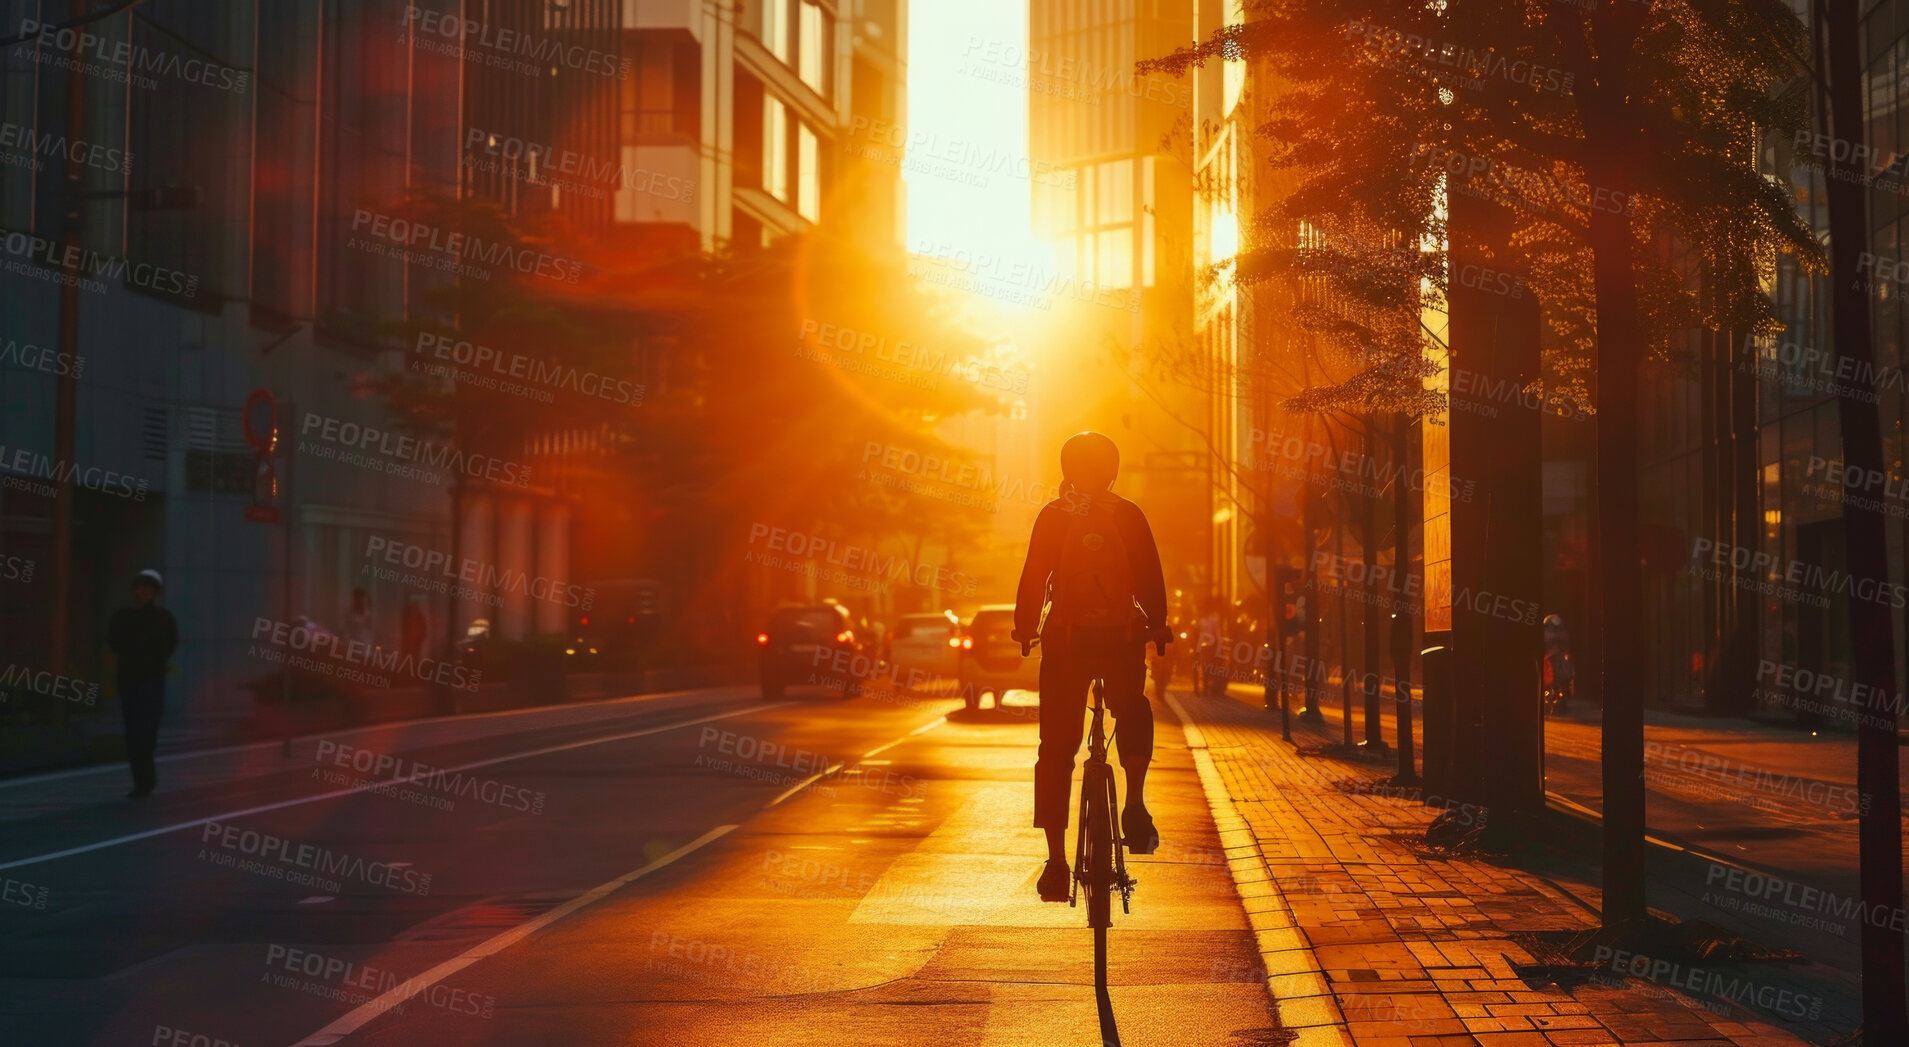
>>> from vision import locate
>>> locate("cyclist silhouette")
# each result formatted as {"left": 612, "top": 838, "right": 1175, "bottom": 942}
{"left": 1012, "top": 432, "right": 1172, "bottom": 901}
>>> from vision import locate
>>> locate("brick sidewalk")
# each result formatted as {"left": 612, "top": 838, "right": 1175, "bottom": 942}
{"left": 1163, "top": 686, "right": 1822, "bottom": 1047}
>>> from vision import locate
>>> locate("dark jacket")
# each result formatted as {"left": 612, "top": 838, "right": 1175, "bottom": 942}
{"left": 109, "top": 603, "right": 178, "bottom": 687}
{"left": 1014, "top": 488, "right": 1169, "bottom": 640}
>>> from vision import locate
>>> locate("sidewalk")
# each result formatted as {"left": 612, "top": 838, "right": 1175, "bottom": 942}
{"left": 1163, "top": 684, "right": 1827, "bottom": 1047}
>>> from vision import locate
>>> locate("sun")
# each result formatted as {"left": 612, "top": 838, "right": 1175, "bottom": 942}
{"left": 904, "top": 0, "right": 1052, "bottom": 271}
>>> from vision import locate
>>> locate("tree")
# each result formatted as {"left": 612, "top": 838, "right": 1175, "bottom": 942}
{"left": 1142, "top": 0, "right": 1819, "bottom": 929}
{"left": 1816, "top": 1, "right": 1908, "bottom": 1037}
{"left": 375, "top": 199, "right": 1007, "bottom": 658}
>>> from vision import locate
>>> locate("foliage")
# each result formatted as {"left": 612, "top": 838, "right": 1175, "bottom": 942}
{"left": 1139, "top": 0, "right": 1822, "bottom": 417}
{"left": 372, "top": 197, "right": 1004, "bottom": 605}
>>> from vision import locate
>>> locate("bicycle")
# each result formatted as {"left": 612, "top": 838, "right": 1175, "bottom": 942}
{"left": 1541, "top": 650, "right": 1571, "bottom": 717}
{"left": 1021, "top": 636, "right": 1145, "bottom": 989}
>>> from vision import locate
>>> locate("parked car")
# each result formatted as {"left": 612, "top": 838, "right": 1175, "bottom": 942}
{"left": 886, "top": 611, "right": 962, "bottom": 683}
{"left": 758, "top": 603, "right": 865, "bottom": 699}
{"left": 568, "top": 578, "right": 663, "bottom": 672}
{"left": 957, "top": 604, "right": 1039, "bottom": 712}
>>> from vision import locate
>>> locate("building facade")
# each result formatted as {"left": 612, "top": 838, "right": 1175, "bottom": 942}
{"left": 0, "top": 0, "right": 621, "bottom": 750}
{"left": 1026, "top": 0, "right": 1205, "bottom": 604}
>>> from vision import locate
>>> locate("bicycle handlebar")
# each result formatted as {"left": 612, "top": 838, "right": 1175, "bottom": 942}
{"left": 1019, "top": 635, "right": 1171, "bottom": 656}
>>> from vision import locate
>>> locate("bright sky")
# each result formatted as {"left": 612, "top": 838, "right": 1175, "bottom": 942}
{"left": 905, "top": 0, "right": 1049, "bottom": 266}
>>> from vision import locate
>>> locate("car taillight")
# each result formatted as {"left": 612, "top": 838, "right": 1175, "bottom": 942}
{"left": 836, "top": 630, "right": 853, "bottom": 643}
{"left": 757, "top": 632, "right": 770, "bottom": 646}
{"left": 580, "top": 616, "right": 589, "bottom": 626}
{"left": 947, "top": 636, "right": 962, "bottom": 648}
{"left": 961, "top": 636, "right": 973, "bottom": 650}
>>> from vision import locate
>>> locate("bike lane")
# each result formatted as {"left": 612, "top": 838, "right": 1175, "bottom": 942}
{"left": 320, "top": 696, "right": 1287, "bottom": 1046}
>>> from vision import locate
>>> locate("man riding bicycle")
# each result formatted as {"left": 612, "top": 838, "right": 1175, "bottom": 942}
{"left": 1012, "top": 431, "right": 1173, "bottom": 902}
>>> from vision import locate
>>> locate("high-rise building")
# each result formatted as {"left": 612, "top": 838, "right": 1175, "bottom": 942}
{"left": 1025, "top": 0, "right": 1206, "bottom": 600}
{"left": 0, "top": 1, "right": 622, "bottom": 753}
{"left": 1187, "top": 0, "right": 1256, "bottom": 603}
{"left": 617, "top": 0, "right": 899, "bottom": 250}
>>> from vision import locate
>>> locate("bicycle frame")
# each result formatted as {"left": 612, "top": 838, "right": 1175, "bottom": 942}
{"left": 1071, "top": 679, "right": 1135, "bottom": 926}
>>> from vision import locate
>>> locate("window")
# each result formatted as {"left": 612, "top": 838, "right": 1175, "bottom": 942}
{"left": 893, "top": 616, "right": 952, "bottom": 641}
{"left": 629, "top": 40, "right": 676, "bottom": 135}
{"left": 798, "top": 124, "right": 820, "bottom": 221}
{"left": 798, "top": 2, "right": 831, "bottom": 97}
{"left": 768, "top": 607, "right": 843, "bottom": 641}
{"left": 1066, "top": 159, "right": 1135, "bottom": 288}
{"left": 764, "top": 98, "right": 789, "bottom": 200}
{"left": 623, "top": 35, "right": 700, "bottom": 139}
{"left": 765, "top": 0, "right": 792, "bottom": 62}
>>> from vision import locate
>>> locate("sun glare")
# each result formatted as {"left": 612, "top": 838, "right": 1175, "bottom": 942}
{"left": 905, "top": 0, "right": 1052, "bottom": 272}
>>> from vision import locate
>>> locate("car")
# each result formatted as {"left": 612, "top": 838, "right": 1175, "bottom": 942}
{"left": 957, "top": 604, "right": 1039, "bottom": 712}
{"left": 885, "top": 611, "right": 962, "bottom": 683}
{"left": 757, "top": 603, "right": 865, "bottom": 699}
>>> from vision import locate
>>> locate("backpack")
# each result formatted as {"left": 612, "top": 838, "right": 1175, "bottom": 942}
{"left": 1049, "top": 493, "right": 1138, "bottom": 629}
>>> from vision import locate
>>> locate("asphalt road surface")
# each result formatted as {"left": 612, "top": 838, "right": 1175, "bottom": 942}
{"left": 0, "top": 683, "right": 1284, "bottom": 1046}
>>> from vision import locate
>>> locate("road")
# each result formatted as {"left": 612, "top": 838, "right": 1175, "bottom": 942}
{"left": 0, "top": 682, "right": 1282, "bottom": 1046}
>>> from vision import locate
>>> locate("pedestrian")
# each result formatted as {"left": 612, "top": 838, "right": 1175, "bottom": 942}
{"left": 1542, "top": 613, "right": 1573, "bottom": 713}
{"left": 108, "top": 568, "right": 178, "bottom": 798}
{"left": 400, "top": 596, "right": 428, "bottom": 660}
{"left": 346, "top": 587, "right": 375, "bottom": 652}
{"left": 1196, "top": 597, "right": 1223, "bottom": 696}
{"left": 1011, "top": 431, "right": 1174, "bottom": 901}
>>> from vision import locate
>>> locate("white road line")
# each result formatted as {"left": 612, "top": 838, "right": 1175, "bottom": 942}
{"left": 763, "top": 715, "right": 950, "bottom": 808}
{"left": 0, "top": 703, "right": 790, "bottom": 872}
{"left": 289, "top": 824, "right": 739, "bottom": 1047}
{"left": 0, "top": 686, "right": 747, "bottom": 789}
{"left": 768, "top": 762, "right": 846, "bottom": 807}
{"left": 862, "top": 716, "right": 947, "bottom": 760}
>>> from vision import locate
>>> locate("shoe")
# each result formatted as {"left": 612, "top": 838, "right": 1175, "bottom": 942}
{"left": 1122, "top": 805, "right": 1159, "bottom": 854}
{"left": 126, "top": 787, "right": 153, "bottom": 799}
{"left": 1037, "top": 858, "right": 1071, "bottom": 902}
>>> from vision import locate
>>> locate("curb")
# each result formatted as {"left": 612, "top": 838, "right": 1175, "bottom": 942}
{"left": 1165, "top": 691, "right": 1353, "bottom": 1047}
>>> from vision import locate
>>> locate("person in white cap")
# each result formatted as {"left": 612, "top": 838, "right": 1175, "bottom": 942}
{"left": 108, "top": 568, "right": 178, "bottom": 798}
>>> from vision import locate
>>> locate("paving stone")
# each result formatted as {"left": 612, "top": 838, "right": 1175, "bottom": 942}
{"left": 1165, "top": 689, "right": 1821, "bottom": 1047}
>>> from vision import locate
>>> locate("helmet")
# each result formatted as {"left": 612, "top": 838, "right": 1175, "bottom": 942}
{"left": 1060, "top": 431, "right": 1119, "bottom": 490}
{"left": 134, "top": 568, "right": 164, "bottom": 589}
{"left": 1543, "top": 614, "right": 1563, "bottom": 628}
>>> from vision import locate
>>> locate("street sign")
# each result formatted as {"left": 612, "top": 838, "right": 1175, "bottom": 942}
{"left": 242, "top": 389, "right": 278, "bottom": 452}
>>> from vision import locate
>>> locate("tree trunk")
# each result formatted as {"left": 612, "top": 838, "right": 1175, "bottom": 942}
{"left": 1727, "top": 327, "right": 1761, "bottom": 714}
{"left": 1822, "top": 1, "right": 1909, "bottom": 1037}
{"left": 1302, "top": 453, "right": 1325, "bottom": 721}
{"left": 1338, "top": 503, "right": 1354, "bottom": 749}
{"left": 1573, "top": 114, "right": 1649, "bottom": 932}
{"left": 1394, "top": 413, "right": 1418, "bottom": 782}
{"left": 1361, "top": 418, "right": 1386, "bottom": 751}
{"left": 1572, "top": 1, "right": 1650, "bottom": 931}
{"left": 1701, "top": 329, "right": 1725, "bottom": 711}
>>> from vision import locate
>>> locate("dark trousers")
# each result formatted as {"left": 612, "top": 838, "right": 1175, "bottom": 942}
{"left": 120, "top": 677, "right": 165, "bottom": 791}
{"left": 1034, "top": 626, "right": 1152, "bottom": 830}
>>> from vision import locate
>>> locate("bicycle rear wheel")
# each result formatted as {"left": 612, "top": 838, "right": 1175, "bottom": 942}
{"left": 1082, "top": 762, "right": 1115, "bottom": 928}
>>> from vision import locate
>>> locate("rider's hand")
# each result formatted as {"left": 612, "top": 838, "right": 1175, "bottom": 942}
{"left": 1150, "top": 626, "right": 1172, "bottom": 656}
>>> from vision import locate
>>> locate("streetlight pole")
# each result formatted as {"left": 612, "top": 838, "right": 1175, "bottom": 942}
{"left": 47, "top": 3, "right": 88, "bottom": 674}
